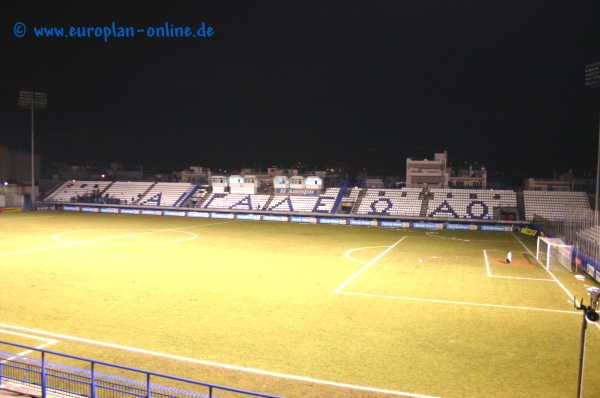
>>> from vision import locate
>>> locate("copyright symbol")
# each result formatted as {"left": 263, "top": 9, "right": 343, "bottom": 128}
{"left": 14, "top": 22, "right": 26, "bottom": 38}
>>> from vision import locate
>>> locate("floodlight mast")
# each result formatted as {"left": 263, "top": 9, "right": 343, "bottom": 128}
{"left": 18, "top": 91, "right": 47, "bottom": 210}
{"left": 574, "top": 286, "right": 600, "bottom": 398}
{"left": 585, "top": 63, "right": 600, "bottom": 226}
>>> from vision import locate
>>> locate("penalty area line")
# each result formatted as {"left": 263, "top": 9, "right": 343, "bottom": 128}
{"left": 335, "top": 237, "right": 406, "bottom": 293}
{"left": 483, "top": 250, "right": 554, "bottom": 281}
{"left": 337, "top": 292, "right": 581, "bottom": 315}
{"left": 0, "top": 323, "right": 439, "bottom": 398}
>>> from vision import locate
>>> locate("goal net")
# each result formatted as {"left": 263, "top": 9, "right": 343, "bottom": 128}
{"left": 536, "top": 237, "right": 573, "bottom": 272}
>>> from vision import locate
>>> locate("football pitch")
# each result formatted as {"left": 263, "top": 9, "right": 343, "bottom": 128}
{"left": 0, "top": 211, "right": 599, "bottom": 398}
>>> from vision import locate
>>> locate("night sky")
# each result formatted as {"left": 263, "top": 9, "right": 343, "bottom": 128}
{"left": 1, "top": 1, "right": 600, "bottom": 178}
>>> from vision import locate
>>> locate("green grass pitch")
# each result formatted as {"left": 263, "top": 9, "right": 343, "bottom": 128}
{"left": 0, "top": 211, "right": 599, "bottom": 398}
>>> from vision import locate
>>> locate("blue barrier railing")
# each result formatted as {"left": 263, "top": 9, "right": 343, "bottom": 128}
{"left": 0, "top": 341, "right": 284, "bottom": 398}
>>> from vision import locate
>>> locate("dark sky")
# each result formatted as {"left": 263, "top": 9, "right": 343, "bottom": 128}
{"left": 1, "top": 1, "right": 600, "bottom": 177}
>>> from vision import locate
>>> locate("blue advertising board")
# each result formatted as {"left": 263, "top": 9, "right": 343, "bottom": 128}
{"left": 275, "top": 188, "right": 318, "bottom": 196}
{"left": 349, "top": 219, "right": 373, "bottom": 226}
{"left": 164, "top": 210, "right": 185, "bottom": 217}
{"left": 319, "top": 218, "right": 342, "bottom": 224}
{"left": 81, "top": 207, "right": 96, "bottom": 212}
{"left": 481, "top": 225, "right": 511, "bottom": 232}
{"left": 263, "top": 215, "right": 286, "bottom": 222}
{"left": 380, "top": 221, "right": 409, "bottom": 228}
{"left": 100, "top": 208, "right": 117, "bottom": 214}
{"left": 447, "top": 224, "right": 474, "bottom": 231}
{"left": 290, "top": 216, "right": 311, "bottom": 223}
{"left": 413, "top": 222, "right": 442, "bottom": 229}
{"left": 141, "top": 210, "right": 160, "bottom": 216}
{"left": 211, "top": 213, "right": 231, "bottom": 219}
{"left": 187, "top": 211, "right": 209, "bottom": 218}
{"left": 236, "top": 214, "right": 257, "bottom": 220}
{"left": 120, "top": 209, "right": 136, "bottom": 214}
{"left": 63, "top": 205, "right": 77, "bottom": 211}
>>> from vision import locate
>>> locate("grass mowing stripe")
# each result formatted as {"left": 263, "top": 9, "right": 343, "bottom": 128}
{"left": 0, "top": 324, "right": 440, "bottom": 398}
{"left": 334, "top": 237, "right": 406, "bottom": 293}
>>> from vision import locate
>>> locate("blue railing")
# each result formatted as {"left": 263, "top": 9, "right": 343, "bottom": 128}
{"left": 0, "top": 341, "right": 284, "bottom": 398}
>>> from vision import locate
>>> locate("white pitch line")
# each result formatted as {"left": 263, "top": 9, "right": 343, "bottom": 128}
{"left": 0, "top": 328, "right": 56, "bottom": 342}
{"left": 0, "top": 220, "right": 236, "bottom": 257}
{"left": 345, "top": 246, "right": 390, "bottom": 265}
{"left": 511, "top": 232, "right": 600, "bottom": 331}
{"left": 335, "top": 237, "right": 406, "bottom": 293}
{"left": 338, "top": 291, "right": 581, "bottom": 315}
{"left": 0, "top": 323, "right": 439, "bottom": 398}
{"left": 483, "top": 250, "right": 492, "bottom": 276}
{"left": 407, "top": 236, "right": 516, "bottom": 243}
{"left": 511, "top": 233, "right": 575, "bottom": 298}
{"left": 483, "top": 250, "right": 553, "bottom": 281}
{"left": 11, "top": 341, "right": 58, "bottom": 360}
{"left": 490, "top": 275, "right": 555, "bottom": 281}
{"left": 0, "top": 330, "right": 58, "bottom": 363}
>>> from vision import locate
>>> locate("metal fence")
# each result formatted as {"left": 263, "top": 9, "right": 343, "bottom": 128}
{"left": 533, "top": 207, "right": 600, "bottom": 263}
{"left": 0, "top": 341, "right": 284, "bottom": 398}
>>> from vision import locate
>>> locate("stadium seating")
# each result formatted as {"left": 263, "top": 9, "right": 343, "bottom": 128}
{"left": 346, "top": 188, "right": 361, "bottom": 203}
{"left": 201, "top": 193, "right": 271, "bottom": 210}
{"left": 523, "top": 191, "right": 590, "bottom": 221}
{"left": 139, "top": 182, "right": 195, "bottom": 207}
{"left": 576, "top": 225, "right": 600, "bottom": 242}
{"left": 427, "top": 189, "right": 517, "bottom": 219}
{"left": 45, "top": 181, "right": 112, "bottom": 202}
{"left": 324, "top": 187, "right": 341, "bottom": 196}
{"left": 268, "top": 195, "right": 338, "bottom": 213}
{"left": 355, "top": 188, "right": 423, "bottom": 216}
{"left": 46, "top": 180, "right": 594, "bottom": 224}
{"left": 103, "top": 181, "right": 154, "bottom": 204}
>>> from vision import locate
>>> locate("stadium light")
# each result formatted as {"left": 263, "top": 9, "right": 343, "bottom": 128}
{"left": 574, "top": 286, "right": 600, "bottom": 398}
{"left": 18, "top": 91, "right": 47, "bottom": 210}
{"left": 585, "top": 63, "right": 600, "bottom": 226}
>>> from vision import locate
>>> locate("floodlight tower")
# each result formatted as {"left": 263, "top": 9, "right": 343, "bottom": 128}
{"left": 18, "top": 91, "right": 47, "bottom": 209}
{"left": 585, "top": 63, "right": 600, "bottom": 225}
{"left": 574, "top": 286, "right": 600, "bottom": 398}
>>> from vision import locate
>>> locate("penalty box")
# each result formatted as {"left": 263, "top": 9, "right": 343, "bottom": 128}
{"left": 337, "top": 236, "right": 571, "bottom": 311}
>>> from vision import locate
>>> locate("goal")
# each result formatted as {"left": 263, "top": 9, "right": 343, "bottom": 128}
{"left": 536, "top": 236, "right": 573, "bottom": 272}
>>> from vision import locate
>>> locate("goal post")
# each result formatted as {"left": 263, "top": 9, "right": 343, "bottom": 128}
{"left": 536, "top": 236, "right": 573, "bottom": 272}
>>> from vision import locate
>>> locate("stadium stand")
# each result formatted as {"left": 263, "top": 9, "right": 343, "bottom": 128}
{"left": 354, "top": 188, "right": 423, "bottom": 216}
{"left": 103, "top": 181, "right": 154, "bottom": 204}
{"left": 139, "top": 182, "right": 195, "bottom": 207}
{"left": 523, "top": 191, "right": 590, "bottom": 221}
{"left": 576, "top": 225, "right": 600, "bottom": 243}
{"left": 346, "top": 188, "right": 361, "bottom": 203}
{"left": 267, "top": 195, "right": 334, "bottom": 213}
{"left": 427, "top": 189, "right": 517, "bottom": 219}
{"left": 324, "top": 187, "right": 341, "bottom": 196}
{"left": 201, "top": 193, "right": 271, "bottom": 210}
{"left": 45, "top": 181, "right": 112, "bottom": 202}
{"left": 45, "top": 181, "right": 594, "bottom": 223}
